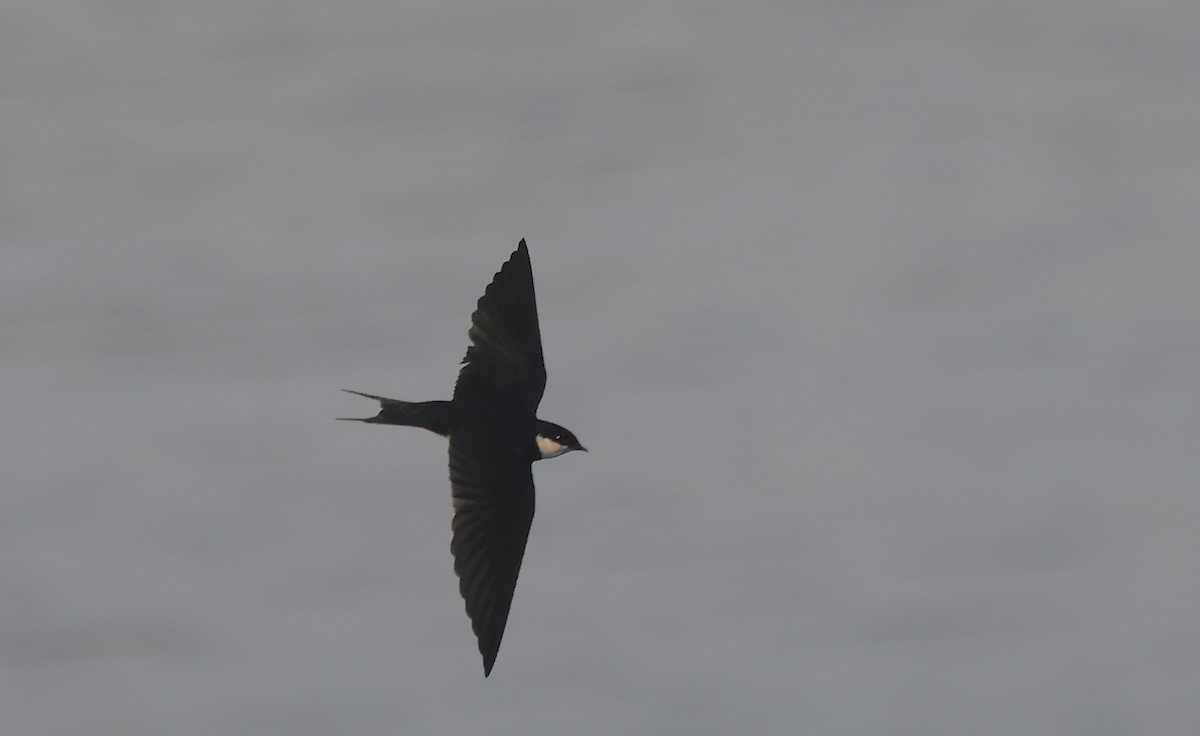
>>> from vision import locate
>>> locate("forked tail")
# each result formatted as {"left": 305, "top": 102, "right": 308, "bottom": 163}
{"left": 339, "top": 390, "right": 454, "bottom": 436}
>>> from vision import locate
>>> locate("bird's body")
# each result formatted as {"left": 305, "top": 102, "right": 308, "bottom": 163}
{"left": 342, "top": 240, "right": 585, "bottom": 676}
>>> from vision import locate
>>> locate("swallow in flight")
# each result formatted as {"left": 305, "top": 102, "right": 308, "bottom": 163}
{"left": 342, "top": 239, "right": 586, "bottom": 676}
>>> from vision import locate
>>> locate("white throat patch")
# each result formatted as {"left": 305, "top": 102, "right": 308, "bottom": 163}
{"left": 535, "top": 434, "right": 570, "bottom": 459}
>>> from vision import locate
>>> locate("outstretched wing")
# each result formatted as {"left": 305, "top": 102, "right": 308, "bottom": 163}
{"left": 452, "top": 240, "right": 547, "bottom": 416}
{"left": 449, "top": 423, "right": 535, "bottom": 676}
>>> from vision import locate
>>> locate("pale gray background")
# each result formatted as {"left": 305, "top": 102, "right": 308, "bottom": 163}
{"left": 3, "top": 2, "right": 1199, "bottom": 734}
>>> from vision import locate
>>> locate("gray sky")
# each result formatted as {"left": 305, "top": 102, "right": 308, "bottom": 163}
{"left": 4, "top": 2, "right": 1200, "bottom": 734}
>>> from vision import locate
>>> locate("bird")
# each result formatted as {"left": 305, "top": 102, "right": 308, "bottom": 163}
{"left": 341, "top": 239, "right": 586, "bottom": 676}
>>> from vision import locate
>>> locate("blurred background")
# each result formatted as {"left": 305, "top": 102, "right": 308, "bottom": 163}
{"left": 3, "top": 2, "right": 1199, "bottom": 734}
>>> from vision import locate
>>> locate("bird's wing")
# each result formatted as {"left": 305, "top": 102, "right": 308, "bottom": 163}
{"left": 452, "top": 240, "right": 547, "bottom": 416}
{"left": 449, "top": 424, "right": 536, "bottom": 676}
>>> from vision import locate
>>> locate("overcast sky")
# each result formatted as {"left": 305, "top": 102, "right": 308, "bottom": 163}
{"left": 3, "top": 2, "right": 1200, "bottom": 734}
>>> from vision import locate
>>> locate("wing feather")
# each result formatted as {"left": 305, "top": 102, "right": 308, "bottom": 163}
{"left": 448, "top": 424, "right": 535, "bottom": 676}
{"left": 452, "top": 240, "right": 547, "bottom": 416}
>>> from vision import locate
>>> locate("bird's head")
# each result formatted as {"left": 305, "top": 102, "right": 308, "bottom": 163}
{"left": 533, "top": 420, "right": 587, "bottom": 460}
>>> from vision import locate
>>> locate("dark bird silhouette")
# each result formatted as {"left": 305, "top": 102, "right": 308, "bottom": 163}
{"left": 341, "top": 240, "right": 586, "bottom": 676}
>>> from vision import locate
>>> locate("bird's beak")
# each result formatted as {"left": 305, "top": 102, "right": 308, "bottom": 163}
{"left": 578, "top": 446, "right": 588, "bottom": 453}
